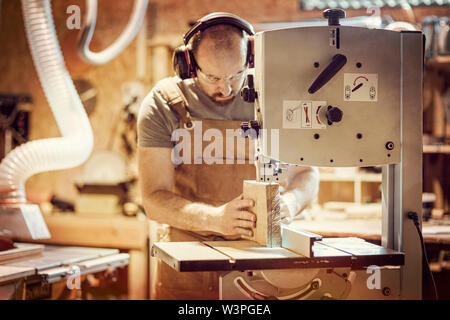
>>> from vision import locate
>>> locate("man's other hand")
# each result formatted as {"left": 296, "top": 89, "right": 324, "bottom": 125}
{"left": 280, "top": 195, "right": 294, "bottom": 225}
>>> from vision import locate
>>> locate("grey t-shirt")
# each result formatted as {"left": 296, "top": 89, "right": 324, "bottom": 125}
{"left": 137, "top": 76, "right": 254, "bottom": 148}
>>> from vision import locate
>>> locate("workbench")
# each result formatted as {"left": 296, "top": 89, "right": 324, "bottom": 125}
{"left": 0, "top": 244, "right": 128, "bottom": 299}
{"left": 12, "top": 212, "right": 150, "bottom": 299}
{"left": 289, "top": 214, "right": 450, "bottom": 245}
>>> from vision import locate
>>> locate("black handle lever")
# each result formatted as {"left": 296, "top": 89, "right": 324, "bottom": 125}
{"left": 308, "top": 54, "right": 347, "bottom": 94}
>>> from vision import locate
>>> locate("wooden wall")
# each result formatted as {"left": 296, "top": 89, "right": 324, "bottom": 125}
{"left": 0, "top": 0, "right": 449, "bottom": 204}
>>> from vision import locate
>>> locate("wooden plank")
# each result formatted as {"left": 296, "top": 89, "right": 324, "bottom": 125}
{"left": 242, "top": 180, "right": 281, "bottom": 247}
{"left": 14, "top": 214, "right": 149, "bottom": 250}
{"left": 0, "top": 265, "right": 35, "bottom": 283}
{"left": 4, "top": 245, "right": 119, "bottom": 270}
{"left": 0, "top": 243, "right": 44, "bottom": 263}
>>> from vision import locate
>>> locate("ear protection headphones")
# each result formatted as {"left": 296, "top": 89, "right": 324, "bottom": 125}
{"left": 173, "top": 12, "right": 255, "bottom": 80}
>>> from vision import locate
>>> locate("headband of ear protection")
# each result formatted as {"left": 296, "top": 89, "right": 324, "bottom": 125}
{"left": 173, "top": 12, "right": 255, "bottom": 80}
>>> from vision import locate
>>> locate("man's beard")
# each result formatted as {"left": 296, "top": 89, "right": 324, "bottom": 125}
{"left": 208, "top": 91, "right": 237, "bottom": 106}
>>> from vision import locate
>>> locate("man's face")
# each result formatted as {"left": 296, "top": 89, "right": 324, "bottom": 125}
{"left": 194, "top": 36, "right": 247, "bottom": 106}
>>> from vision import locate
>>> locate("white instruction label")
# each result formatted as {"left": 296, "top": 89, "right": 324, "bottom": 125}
{"left": 283, "top": 100, "right": 326, "bottom": 129}
{"left": 283, "top": 101, "right": 302, "bottom": 129}
{"left": 344, "top": 73, "right": 378, "bottom": 102}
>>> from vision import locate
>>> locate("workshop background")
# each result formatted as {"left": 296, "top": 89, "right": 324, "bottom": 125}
{"left": 0, "top": 0, "right": 449, "bottom": 300}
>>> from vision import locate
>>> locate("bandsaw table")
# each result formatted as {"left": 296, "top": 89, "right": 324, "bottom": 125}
{"left": 152, "top": 237, "right": 403, "bottom": 272}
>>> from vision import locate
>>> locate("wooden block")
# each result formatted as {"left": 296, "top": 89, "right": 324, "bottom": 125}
{"left": 242, "top": 180, "right": 281, "bottom": 247}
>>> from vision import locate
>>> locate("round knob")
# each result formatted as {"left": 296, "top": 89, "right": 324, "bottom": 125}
{"left": 326, "top": 106, "right": 343, "bottom": 124}
{"left": 323, "top": 9, "right": 346, "bottom": 26}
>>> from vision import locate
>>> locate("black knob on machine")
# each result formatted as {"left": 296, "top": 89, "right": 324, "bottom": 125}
{"left": 326, "top": 106, "right": 343, "bottom": 124}
{"left": 241, "top": 74, "right": 257, "bottom": 103}
{"left": 323, "top": 8, "right": 346, "bottom": 26}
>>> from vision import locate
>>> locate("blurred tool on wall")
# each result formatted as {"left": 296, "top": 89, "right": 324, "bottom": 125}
{"left": 74, "top": 150, "right": 141, "bottom": 217}
{"left": 0, "top": 94, "right": 32, "bottom": 161}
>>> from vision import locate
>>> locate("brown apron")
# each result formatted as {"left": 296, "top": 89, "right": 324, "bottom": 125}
{"left": 150, "top": 79, "right": 256, "bottom": 300}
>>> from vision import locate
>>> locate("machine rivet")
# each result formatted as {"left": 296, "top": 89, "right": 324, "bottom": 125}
{"left": 356, "top": 62, "right": 362, "bottom": 68}
{"left": 382, "top": 287, "right": 391, "bottom": 296}
{"left": 385, "top": 141, "right": 394, "bottom": 150}
{"left": 311, "top": 281, "right": 320, "bottom": 290}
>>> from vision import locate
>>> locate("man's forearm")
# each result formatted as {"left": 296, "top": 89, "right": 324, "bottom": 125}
{"left": 143, "top": 190, "right": 218, "bottom": 233}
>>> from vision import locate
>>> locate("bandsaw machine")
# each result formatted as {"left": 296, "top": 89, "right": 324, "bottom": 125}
{"left": 152, "top": 9, "right": 424, "bottom": 300}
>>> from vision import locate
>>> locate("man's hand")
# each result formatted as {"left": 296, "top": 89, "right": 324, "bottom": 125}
{"left": 280, "top": 195, "right": 294, "bottom": 224}
{"left": 211, "top": 194, "right": 256, "bottom": 237}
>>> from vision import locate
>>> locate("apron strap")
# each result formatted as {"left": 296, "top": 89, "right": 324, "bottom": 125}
{"left": 156, "top": 78, "right": 194, "bottom": 129}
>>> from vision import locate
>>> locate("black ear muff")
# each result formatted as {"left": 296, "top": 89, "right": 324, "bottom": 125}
{"left": 247, "top": 36, "right": 254, "bottom": 68}
{"left": 174, "top": 12, "right": 255, "bottom": 79}
{"left": 173, "top": 45, "right": 197, "bottom": 80}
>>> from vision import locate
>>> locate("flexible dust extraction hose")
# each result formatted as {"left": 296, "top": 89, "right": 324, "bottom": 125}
{"left": 77, "top": 0, "right": 148, "bottom": 65}
{"left": 0, "top": 0, "right": 94, "bottom": 204}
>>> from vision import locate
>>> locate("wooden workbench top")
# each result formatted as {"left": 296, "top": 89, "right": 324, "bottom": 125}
{"left": 14, "top": 212, "right": 149, "bottom": 250}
